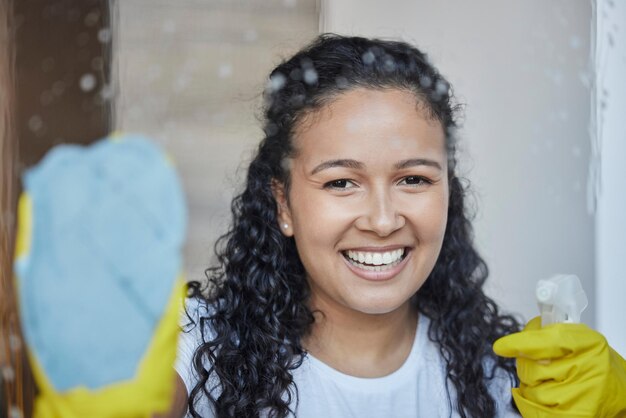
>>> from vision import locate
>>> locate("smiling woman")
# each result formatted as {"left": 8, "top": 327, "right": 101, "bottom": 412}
{"left": 169, "top": 34, "right": 522, "bottom": 418}
{"left": 274, "top": 89, "right": 449, "bottom": 318}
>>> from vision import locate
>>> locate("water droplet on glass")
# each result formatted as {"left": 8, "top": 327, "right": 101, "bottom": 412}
{"left": 79, "top": 73, "right": 97, "bottom": 92}
{"left": 2, "top": 366, "right": 15, "bottom": 381}
{"left": 28, "top": 115, "right": 43, "bottom": 132}
{"left": 84, "top": 10, "right": 100, "bottom": 27}
{"left": 9, "top": 406, "right": 23, "bottom": 418}
{"left": 435, "top": 80, "right": 449, "bottom": 96}
{"left": 361, "top": 51, "right": 375, "bottom": 65}
{"left": 267, "top": 73, "right": 286, "bottom": 93}
{"left": 97, "top": 28, "right": 111, "bottom": 43}
{"left": 383, "top": 57, "right": 396, "bottom": 72}
{"left": 303, "top": 68, "right": 318, "bottom": 85}
{"left": 100, "top": 84, "right": 114, "bottom": 100}
{"left": 218, "top": 63, "right": 232, "bottom": 79}
{"left": 40, "top": 91, "right": 54, "bottom": 106}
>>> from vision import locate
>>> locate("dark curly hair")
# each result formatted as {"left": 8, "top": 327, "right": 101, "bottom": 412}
{"left": 186, "top": 34, "right": 521, "bottom": 418}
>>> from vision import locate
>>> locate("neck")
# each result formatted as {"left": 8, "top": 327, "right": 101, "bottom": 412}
{"left": 303, "top": 291, "right": 418, "bottom": 378}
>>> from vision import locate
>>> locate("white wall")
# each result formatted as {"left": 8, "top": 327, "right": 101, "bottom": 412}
{"left": 595, "top": 0, "right": 626, "bottom": 355}
{"left": 321, "top": 0, "right": 594, "bottom": 324}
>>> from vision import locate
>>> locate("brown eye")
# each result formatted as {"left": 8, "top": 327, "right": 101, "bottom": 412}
{"left": 400, "top": 176, "right": 431, "bottom": 186}
{"left": 324, "top": 179, "right": 356, "bottom": 189}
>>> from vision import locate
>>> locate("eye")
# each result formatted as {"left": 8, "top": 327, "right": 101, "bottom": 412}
{"left": 324, "top": 179, "right": 357, "bottom": 189}
{"left": 399, "top": 176, "right": 431, "bottom": 186}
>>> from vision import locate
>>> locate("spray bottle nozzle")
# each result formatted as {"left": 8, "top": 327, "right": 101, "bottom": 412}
{"left": 536, "top": 274, "right": 588, "bottom": 327}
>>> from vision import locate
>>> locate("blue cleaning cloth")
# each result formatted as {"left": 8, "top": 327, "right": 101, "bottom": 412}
{"left": 15, "top": 134, "right": 187, "bottom": 391}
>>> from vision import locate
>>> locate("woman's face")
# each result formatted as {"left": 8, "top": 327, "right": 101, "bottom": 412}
{"left": 275, "top": 88, "right": 449, "bottom": 316}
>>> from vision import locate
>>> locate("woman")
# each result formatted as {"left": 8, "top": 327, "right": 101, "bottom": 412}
{"left": 166, "top": 34, "right": 626, "bottom": 418}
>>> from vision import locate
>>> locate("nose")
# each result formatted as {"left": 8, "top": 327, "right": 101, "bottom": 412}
{"left": 354, "top": 186, "right": 405, "bottom": 237}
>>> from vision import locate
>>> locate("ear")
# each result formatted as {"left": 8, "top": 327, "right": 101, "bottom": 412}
{"left": 271, "top": 179, "right": 294, "bottom": 237}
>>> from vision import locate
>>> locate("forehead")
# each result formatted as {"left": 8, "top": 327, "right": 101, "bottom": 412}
{"left": 292, "top": 88, "right": 446, "bottom": 165}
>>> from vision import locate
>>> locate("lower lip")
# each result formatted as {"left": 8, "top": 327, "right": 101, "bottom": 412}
{"left": 341, "top": 249, "right": 412, "bottom": 282}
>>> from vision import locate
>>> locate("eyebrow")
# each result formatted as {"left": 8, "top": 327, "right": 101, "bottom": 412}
{"left": 310, "top": 157, "right": 442, "bottom": 175}
{"left": 394, "top": 158, "right": 442, "bottom": 171}
{"left": 310, "top": 159, "right": 364, "bottom": 175}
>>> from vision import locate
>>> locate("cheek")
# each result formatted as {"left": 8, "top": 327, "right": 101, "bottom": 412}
{"left": 407, "top": 192, "right": 449, "bottom": 240}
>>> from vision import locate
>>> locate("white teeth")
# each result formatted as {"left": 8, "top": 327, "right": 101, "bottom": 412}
{"left": 344, "top": 248, "right": 405, "bottom": 266}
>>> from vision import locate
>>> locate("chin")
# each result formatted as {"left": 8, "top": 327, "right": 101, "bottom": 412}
{"left": 347, "top": 296, "right": 410, "bottom": 316}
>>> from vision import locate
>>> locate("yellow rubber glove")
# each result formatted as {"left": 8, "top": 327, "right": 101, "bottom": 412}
{"left": 493, "top": 316, "right": 626, "bottom": 418}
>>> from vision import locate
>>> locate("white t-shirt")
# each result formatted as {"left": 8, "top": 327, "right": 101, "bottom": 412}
{"left": 175, "top": 298, "right": 520, "bottom": 418}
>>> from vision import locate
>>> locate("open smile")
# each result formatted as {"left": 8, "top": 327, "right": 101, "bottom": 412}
{"left": 340, "top": 247, "right": 411, "bottom": 281}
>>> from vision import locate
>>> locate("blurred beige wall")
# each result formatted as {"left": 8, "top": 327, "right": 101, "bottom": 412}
{"left": 321, "top": 0, "right": 594, "bottom": 323}
{"left": 114, "top": 0, "right": 319, "bottom": 282}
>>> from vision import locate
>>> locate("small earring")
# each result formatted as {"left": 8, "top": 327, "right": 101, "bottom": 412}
{"left": 283, "top": 223, "right": 288, "bottom": 229}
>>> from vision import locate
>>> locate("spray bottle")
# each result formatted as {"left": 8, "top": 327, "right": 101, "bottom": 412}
{"left": 536, "top": 274, "right": 588, "bottom": 327}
